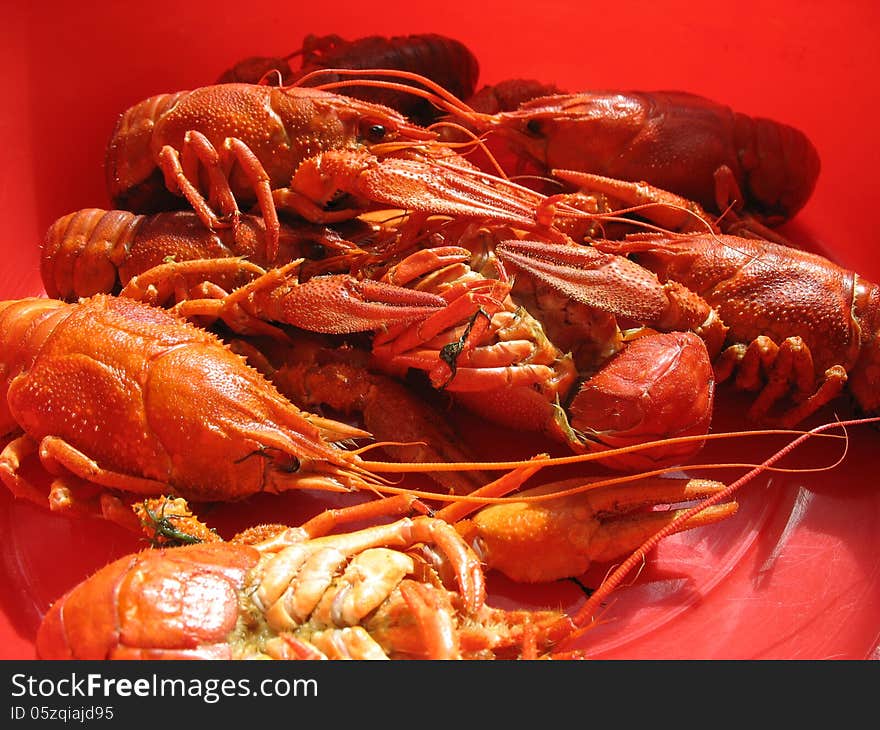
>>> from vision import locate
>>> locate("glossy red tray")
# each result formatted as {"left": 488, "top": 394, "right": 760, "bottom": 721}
{"left": 2, "top": 1, "right": 879, "bottom": 660}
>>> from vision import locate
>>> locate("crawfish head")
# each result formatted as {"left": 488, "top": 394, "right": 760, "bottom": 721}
{"left": 0, "top": 295, "right": 387, "bottom": 525}
{"left": 105, "top": 83, "right": 437, "bottom": 215}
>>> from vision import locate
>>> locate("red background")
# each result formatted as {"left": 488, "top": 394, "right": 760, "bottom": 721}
{"left": 1, "top": 1, "right": 879, "bottom": 659}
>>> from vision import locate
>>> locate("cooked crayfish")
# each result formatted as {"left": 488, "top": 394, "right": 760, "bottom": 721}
{"left": 105, "top": 83, "right": 442, "bottom": 261}
{"left": 453, "top": 88, "right": 821, "bottom": 227}
{"left": 0, "top": 292, "right": 736, "bottom": 534}
{"left": 35, "top": 498, "right": 571, "bottom": 659}
{"left": 35, "top": 491, "right": 523, "bottom": 659}
{"left": 0, "top": 295, "right": 397, "bottom": 529}
{"left": 217, "top": 33, "right": 480, "bottom": 126}
{"left": 36, "top": 468, "right": 739, "bottom": 659}
{"left": 591, "top": 232, "right": 880, "bottom": 426}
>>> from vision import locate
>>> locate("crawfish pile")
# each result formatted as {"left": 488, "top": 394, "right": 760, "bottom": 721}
{"left": 4, "top": 31, "right": 878, "bottom": 660}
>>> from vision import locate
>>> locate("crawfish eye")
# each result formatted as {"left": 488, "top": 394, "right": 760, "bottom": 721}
{"left": 359, "top": 117, "right": 393, "bottom": 143}
{"left": 275, "top": 454, "right": 301, "bottom": 474}
{"left": 239, "top": 448, "right": 301, "bottom": 474}
{"left": 525, "top": 118, "right": 545, "bottom": 137}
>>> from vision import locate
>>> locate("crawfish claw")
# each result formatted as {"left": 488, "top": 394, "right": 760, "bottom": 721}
{"left": 274, "top": 274, "right": 446, "bottom": 334}
{"left": 457, "top": 476, "right": 737, "bottom": 583}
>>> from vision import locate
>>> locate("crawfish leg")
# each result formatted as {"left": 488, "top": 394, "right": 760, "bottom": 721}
{"left": 36, "top": 436, "right": 169, "bottom": 495}
{"left": 395, "top": 580, "right": 461, "bottom": 659}
{"left": 119, "top": 257, "right": 267, "bottom": 307}
{"left": 0, "top": 434, "right": 141, "bottom": 530}
{"left": 716, "top": 335, "right": 848, "bottom": 425}
{"left": 268, "top": 628, "right": 391, "bottom": 660}
{"left": 268, "top": 493, "right": 427, "bottom": 545}
{"left": 0, "top": 434, "right": 52, "bottom": 505}
{"left": 158, "top": 132, "right": 281, "bottom": 261}
{"left": 169, "top": 261, "right": 297, "bottom": 340}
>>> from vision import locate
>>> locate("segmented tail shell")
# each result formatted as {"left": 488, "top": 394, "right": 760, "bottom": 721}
{"left": 36, "top": 543, "right": 259, "bottom": 659}
{"left": 41, "top": 208, "right": 141, "bottom": 299}
{"left": 733, "top": 111, "right": 821, "bottom": 221}
{"left": 104, "top": 91, "right": 190, "bottom": 212}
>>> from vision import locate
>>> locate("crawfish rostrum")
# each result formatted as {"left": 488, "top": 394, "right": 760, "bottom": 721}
{"left": 3, "top": 30, "right": 876, "bottom": 660}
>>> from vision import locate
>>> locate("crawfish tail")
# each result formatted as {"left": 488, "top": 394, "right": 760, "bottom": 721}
{"left": 733, "top": 112, "right": 821, "bottom": 221}
{"left": 42, "top": 209, "right": 143, "bottom": 299}
{"left": 105, "top": 91, "right": 190, "bottom": 211}
{"left": 294, "top": 33, "right": 480, "bottom": 124}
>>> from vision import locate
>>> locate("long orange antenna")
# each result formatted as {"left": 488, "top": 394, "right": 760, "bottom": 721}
{"left": 553, "top": 415, "right": 875, "bottom": 649}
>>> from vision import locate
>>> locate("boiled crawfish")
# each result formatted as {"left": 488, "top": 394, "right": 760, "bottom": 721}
{"left": 36, "top": 494, "right": 549, "bottom": 660}
{"left": 445, "top": 86, "right": 821, "bottom": 227}
{"left": 0, "top": 294, "right": 448, "bottom": 530}
{"left": 104, "top": 82, "right": 439, "bottom": 261}
{"left": 217, "top": 33, "right": 480, "bottom": 126}
{"left": 592, "top": 232, "right": 880, "bottom": 426}
{"left": 36, "top": 469, "right": 738, "bottom": 659}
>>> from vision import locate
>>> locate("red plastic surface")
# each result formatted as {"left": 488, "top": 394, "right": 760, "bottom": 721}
{"left": 2, "top": 1, "right": 879, "bottom": 660}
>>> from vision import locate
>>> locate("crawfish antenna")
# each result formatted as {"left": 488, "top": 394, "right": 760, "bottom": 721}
{"left": 558, "top": 415, "right": 878, "bottom": 648}
{"left": 292, "top": 67, "right": 487, "bottom": 123}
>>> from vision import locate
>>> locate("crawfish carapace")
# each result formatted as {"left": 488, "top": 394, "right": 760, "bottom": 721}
{"left": 594, "top": 232, "right": 880, "bottom": 425}
{"left": 0, "top": 295, "right": 389, "bottom": 528}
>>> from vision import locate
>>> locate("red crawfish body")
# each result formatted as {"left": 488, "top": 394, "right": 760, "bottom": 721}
{"left": 596, "top": 233, "right": 880, "bottom": 423}
{"left": 470, "top": 90, "right": 821, "bottom": 225}
{"left": 217, "top": 33, "right": 480, "bottom": 126}
{"left": 105, "top": 83, "right": 434, "bottom": 216}
{"left": 34, "top": 518, "right": 570, "bottom": 660}
{"left": 34, "top": 480, "right": 738, "bottom": 659}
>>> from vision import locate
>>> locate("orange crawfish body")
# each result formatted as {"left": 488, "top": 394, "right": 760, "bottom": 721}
{"left": 35, "top": 515, "right": 570, "bottom": 660}
{"left": 105, "top": 83, "right": 435, "bottom": 215}
{"left": 595, "top": 232, "right": 880, "bottom": 424}
{"left": 0, "top": 295, "right": 394, "bottom": 527}
{"left": 104, "top": 83, "right": 442, "bottom": 263}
